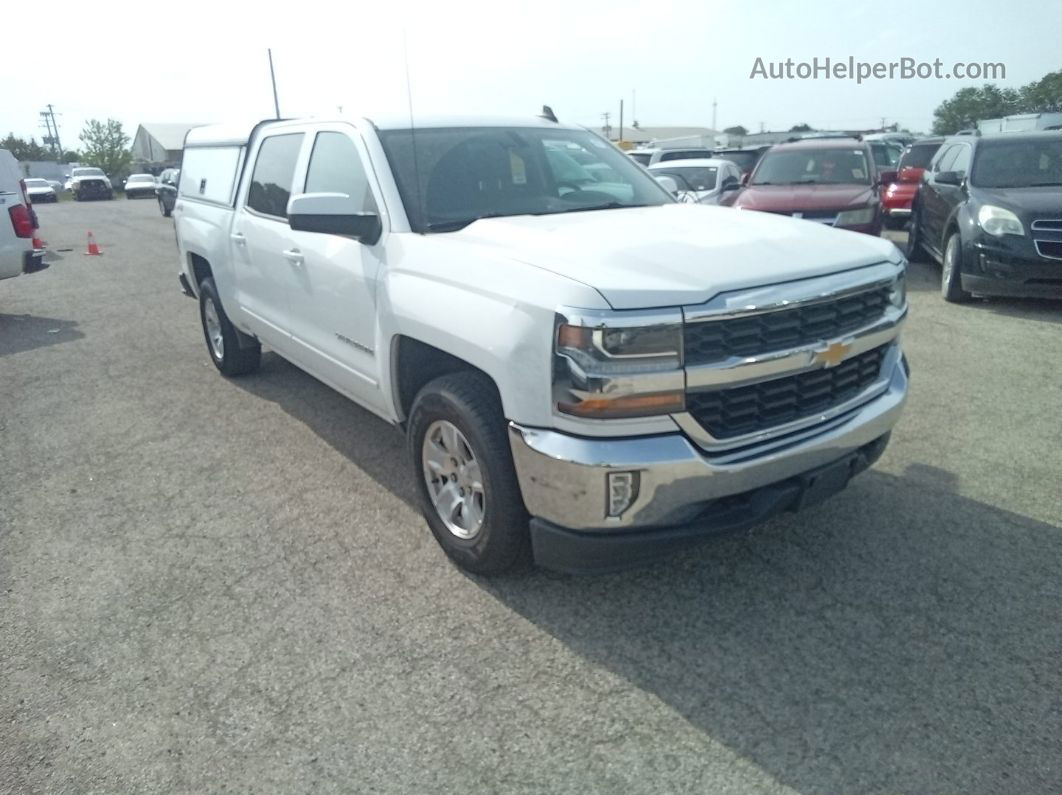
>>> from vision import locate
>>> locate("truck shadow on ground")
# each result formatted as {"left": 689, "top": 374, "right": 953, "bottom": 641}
{"left": 481, "top": 465, "right": 1062, "bottom": 793}
{"left": 235, "top": 353, "right": 1060, "bottom": 793}
{"left": 0, "top": 313, "right": 83, "bottom": 357}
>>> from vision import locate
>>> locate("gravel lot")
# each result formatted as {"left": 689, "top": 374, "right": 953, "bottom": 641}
{"left": 2, "top": 199, "right": 1060, "bottom": 794}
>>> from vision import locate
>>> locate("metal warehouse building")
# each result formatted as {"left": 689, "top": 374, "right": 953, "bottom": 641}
{"left": 131, "top": 123, "right": 202, "bottom": 167}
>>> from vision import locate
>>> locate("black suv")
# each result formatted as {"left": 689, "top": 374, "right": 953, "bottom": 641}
{"left": 908, "top": 131, "right": 1062, "bottom": 302}
{"left": 156, "top": 168, "right": 180, "bottom": 217}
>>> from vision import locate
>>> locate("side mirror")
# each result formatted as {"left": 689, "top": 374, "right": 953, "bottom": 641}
{"left": 935, "top": 170, "right": 963, "bottom": 186}
{"left": 721, "top": 177, "right": 740, "bottom": 192}
{"left": 877, "top": 169, "right": 898, "bottom": 186}
{"left": 654, "top": 175, "right": 679, "bottom": 195}
{"left": 288, "top": 192, "right": 382, "bottom": 244}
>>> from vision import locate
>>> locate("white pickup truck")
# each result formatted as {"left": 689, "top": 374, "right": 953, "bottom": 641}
{"left": 174, "top": 115, "right": 909, "bottom": 574}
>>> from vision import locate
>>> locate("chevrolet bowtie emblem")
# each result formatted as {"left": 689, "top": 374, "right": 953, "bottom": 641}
{"left": 815, "top": 341, "right": 851, "bottom": 368}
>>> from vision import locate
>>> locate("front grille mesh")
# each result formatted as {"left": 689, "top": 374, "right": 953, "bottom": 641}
{"left": 687, "top": 345, "right": 887, "bottom": 440}
{"left": 684, "top": 286, "right": 890, "bottom": 365}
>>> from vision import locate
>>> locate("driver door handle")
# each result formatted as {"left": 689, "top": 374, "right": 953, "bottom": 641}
{"left": 230, "top": 232, "right": 246, "bottom": 245}
{"left": 282, "top": 247, "right": 304, "bottom": 266}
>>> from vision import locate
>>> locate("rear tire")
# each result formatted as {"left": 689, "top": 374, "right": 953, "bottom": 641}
{"left": 407, "top": 371, "right": 530, "bottom": 574}
{"left": 198, "top": 277, "right": 261, "bottom": 376}
{"left": 941, "top": 232, "right": 972, "bottom": 303}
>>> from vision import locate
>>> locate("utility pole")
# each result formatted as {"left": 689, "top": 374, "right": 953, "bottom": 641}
{"left": 880, "top": 117, "right": 886, "bottom": 131}
{"left": 759, "top": 121, "right": 765, "bottom": 133}
{"left": 712, "top": 97, "right": 717, "bottom": 131}
{"left": 39, "top": 112, "right": 55, "bottom": 155}
{"left": 632, "top": 89, "right": 637, "bottom": 128}
{"left": 601, "top": 111, "right": 612, "bottom": 140}
{"left": 618, "top": 99, "right": 624, "bottom": 143}
{"left": 39, "top": 105, "right": 63, "bottom": 158}
{"left": 268, "top": 49, "right": 281, "bottom": 119}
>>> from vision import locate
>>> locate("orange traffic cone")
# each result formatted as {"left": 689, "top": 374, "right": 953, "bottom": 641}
{"left": 85, "top": 231, "right": 101, "bottom": 256}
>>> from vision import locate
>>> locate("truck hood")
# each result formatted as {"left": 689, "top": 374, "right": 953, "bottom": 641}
{"left": 443, "top": 204, "right": 900, "bottom": 309}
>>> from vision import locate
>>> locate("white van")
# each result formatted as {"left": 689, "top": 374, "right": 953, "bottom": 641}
{"left": 0, "top": 149, "right": 45, "bottom": 282}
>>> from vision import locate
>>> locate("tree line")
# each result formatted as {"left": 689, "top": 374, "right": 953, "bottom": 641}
{"left": 3, "top": 118, "right": 132, "bottom": 178}
{"left": 931, "top": 69, "right": 1062, "bottom": 134}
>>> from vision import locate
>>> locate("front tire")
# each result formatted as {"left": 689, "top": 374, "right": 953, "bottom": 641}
{"left": 198, "top": 277, "right": 261, "bottom": 376}
{"left": 941, "top": 232, "right": 972, "bottom": 303}
{"left": 408, "top": 372, "right": 530, "bottom": 574}
{"left": 906, "top": 209, "right": 927, "bottom": 262}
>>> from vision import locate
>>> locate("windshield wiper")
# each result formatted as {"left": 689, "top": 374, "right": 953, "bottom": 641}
{"left": 424, "top": 212, "right": 508, "bottom": 232}
{"left": 537, "top": 202, "right": 651, "bottom": 215}
{"left": 1028, "top": 181, "right": 1062, "bottom": 187}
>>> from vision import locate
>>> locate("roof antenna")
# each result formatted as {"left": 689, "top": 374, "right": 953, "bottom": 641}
{"left": 403, "top": 29, "right": 424, "bottom": 232}
{"left": 540, "top": 105, "right": 558, "bottom": 123}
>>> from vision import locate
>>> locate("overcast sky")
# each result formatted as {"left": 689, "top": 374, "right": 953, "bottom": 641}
{"left": 4, "top": 0, "right": 1057, "bottom": 148}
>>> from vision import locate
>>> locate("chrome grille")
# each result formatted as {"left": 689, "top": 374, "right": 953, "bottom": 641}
{"left": 687, "top": 345, "right": 887, "bottom": 439}
{"left": 683, "top": 285, "right": 890, "bottom": 366}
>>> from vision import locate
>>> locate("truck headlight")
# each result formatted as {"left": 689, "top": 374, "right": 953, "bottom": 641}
{"left": 889, "top": 271, "right": 906, "bottom": 309}
{"left": 978, "top": 205, "right": 1024, "bottom": 237}
{"left": 835, "top": 206, "right": 877, "bottom": 227}
{"left": 554, "top": 319, "right": 684, "bottom": 418}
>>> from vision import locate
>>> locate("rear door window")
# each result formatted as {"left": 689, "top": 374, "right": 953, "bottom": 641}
{"left": 246, "top": 133, "right": 304, "bottom": 218}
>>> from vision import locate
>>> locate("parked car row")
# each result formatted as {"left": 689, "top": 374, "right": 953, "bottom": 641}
{"left": 25, "top": 168, "right": 182, "bottom": 214}
{"left": 907, "top": 130, "right": 1062, "bottom": 301}
{"left": 629, "top": 127, "right": 1062, "bottom": 304}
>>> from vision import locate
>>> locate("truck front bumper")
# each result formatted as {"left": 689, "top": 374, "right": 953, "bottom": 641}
{"left": 508, "top": 355, "right": 908, "bottom": 573}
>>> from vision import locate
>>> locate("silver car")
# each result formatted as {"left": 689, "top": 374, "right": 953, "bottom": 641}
{"left": 649, "top": 158, "right": 744, "bottom": 205}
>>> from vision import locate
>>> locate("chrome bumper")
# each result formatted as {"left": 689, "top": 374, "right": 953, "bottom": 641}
{"left": 509, "top": 355, "right": 908, "bottom": 532}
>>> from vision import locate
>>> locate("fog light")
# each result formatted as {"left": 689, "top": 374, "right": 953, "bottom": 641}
{"left": 607, "top": 471, "right": 639, "bottom": 518}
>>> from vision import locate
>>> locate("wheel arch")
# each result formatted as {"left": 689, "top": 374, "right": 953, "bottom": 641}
{"left": 390, "top": 336, "right": 504, "bottom": 426}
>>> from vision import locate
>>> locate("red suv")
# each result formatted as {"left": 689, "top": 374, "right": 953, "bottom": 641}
{"left": 723, "top": 138, "right": 894, "bottom": 236}
{"left": 881, "top": 137, "right": 943, "bottom": 229}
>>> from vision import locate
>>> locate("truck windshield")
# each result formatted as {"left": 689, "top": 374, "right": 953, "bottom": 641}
{"left": 378, "top": 126, "right": 673, "bottom": 232}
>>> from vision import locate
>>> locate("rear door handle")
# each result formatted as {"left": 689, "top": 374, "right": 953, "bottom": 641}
{"left": 230, "top": 232, "right": 246, "bottom": 245}
{"left": 282, "top": 247, "right": 304, "bottom": 266}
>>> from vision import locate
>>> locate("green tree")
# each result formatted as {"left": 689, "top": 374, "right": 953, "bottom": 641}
{"left": 931, "top": 84, "right": 1021, "bottom": 134}
{"left": 723, "top": 125, "right": 748, "bottom": 136}
{"left": 1020, "top": 69, "right": 1062, "bottom": 113}
{"left": 79, "top": 119, "right": 131, "bottom": 178}
{"left": 789, "top": 123, "right": 814, "bottom": 132}
{"left": 61, "top": 150, "right": 81, "bottom": 163}
{"left": 1, "top": 133, "right": 51, "bottom": 161}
